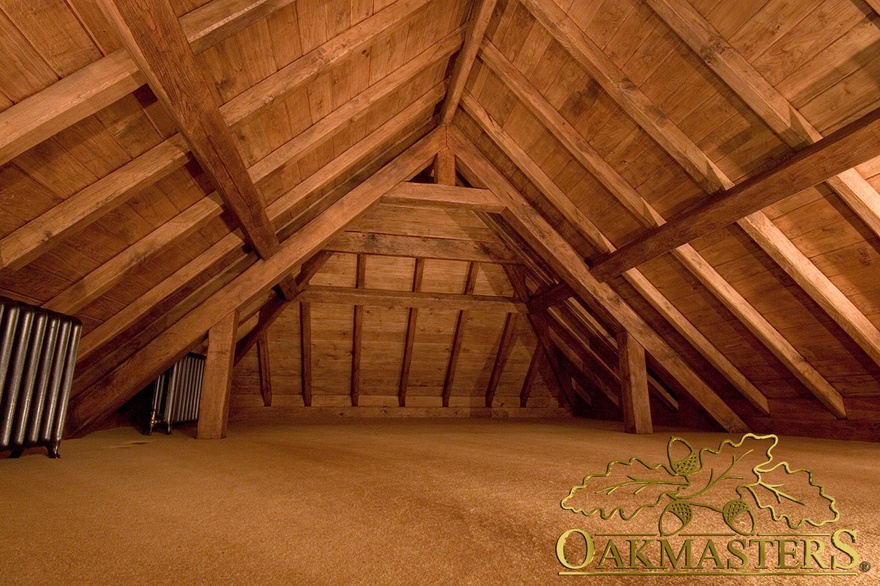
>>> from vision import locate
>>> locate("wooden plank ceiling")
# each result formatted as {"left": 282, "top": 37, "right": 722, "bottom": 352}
{"left": 0, "top": 0, "right": 879, "bottom": 441}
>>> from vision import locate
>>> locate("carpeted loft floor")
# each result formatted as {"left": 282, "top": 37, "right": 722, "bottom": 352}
{"left": 1, "top": 416, "right": 878, "bottom": 585}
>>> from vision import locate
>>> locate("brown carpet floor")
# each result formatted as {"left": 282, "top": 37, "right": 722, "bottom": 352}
{"left": 1, "top": 417, "right": 878, "bottom": 585}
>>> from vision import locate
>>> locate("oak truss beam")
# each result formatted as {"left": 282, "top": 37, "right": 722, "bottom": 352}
{"left": 450, "top": 128, "right": 749, "bottom": 432}
{"left": 67, "top": 130, "right": 443, "bottom": 434}
{"left": 477, "top": 44, "right": 854, "bottom": 415}
{"left": 590, "top": 105, "right": 880, "bottom": 281}
{"left": 197, "top": 310, "right": 239, "bottom": 439}
{"left": 511, "top": 1, "right": 880, "bottom": 382}
{"left": 461, "top": 93, "right": 771, "bottom": 414}
{"left": 643, "top": 0, "right": 880, "bottom": 369}
{"left": 74, "top": 88, "right": 436, "bottom": 365}
{"left": 381, "top": 183, "right": 505, "bottom": 212}
{"left": 439, "top": 0, "right": 499, "bottom": 123}
{"left": 326, "top": 232, "right": 518, "bottom": 264}
{"left": 98, "top": 0, "right": 280, "bottom": 259}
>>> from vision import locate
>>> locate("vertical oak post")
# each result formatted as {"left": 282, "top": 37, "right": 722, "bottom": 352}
{"left": 257, "top": 333, "right": 272, "bottom": 407}
{"left": 198, "top": 309, "right": 239, "bottom": 439}
{"left": 617, "top": 330, "right": 652, "bottom": 434}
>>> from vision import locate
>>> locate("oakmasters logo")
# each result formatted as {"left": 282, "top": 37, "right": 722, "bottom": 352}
{"left": 555, "top": 434, "right": 869, "bottom": 577}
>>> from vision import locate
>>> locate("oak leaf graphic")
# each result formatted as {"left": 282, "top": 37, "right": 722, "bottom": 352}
{"left": 562, "top": 434, "right": 840, "bottom": 535}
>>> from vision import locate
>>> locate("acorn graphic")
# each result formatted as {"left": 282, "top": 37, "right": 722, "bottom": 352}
{"left": 667, "top": 438, "right": 701, "bottom": 477}
{"left": 659, "top": 500, "right": 693, "bottom": 535}
{"left": 722, "top": 498, "right": 756, "bottom": 535}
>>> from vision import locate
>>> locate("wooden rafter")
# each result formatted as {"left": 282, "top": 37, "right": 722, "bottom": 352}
{"left": 180, "top": 0, "right": 298, "bottom": 54}
{"left": 67, "top": 130, "right": 444, "bottom": 434}
{"left": 44, "top": 196, "right": 222, "bottom": 314}
{"left": 646, "top": 0, "right": 880, "bottom": 240}
{"left": 439, "top": 0, "right": 499, "bottom": 124}
{"left": 450, "top": 128, "right": 749, "bottom": 432}
{"left": 266, "top": 84, "right": 445, "bottom": 228}
{"left": 519, "top": 0, "right": 728, "bottom": 193}
{"left": 220, "top": 0, "right": 432, "bottom": 127}
{"left": 75, "top": 234, "right": 244, "bottom": 363}
{"left": 398, "top": 258, "right": 425, "bottom": 407}
{"left": 0, "top": 49, "right": 144, "bottom": 167}
{"left": 0, "top": 134, "right": 189, "bottom": 273}
{"left": 461, "top": 91, "right": 771, "bottom": 415}
{"left": 642, "top": 0, "right": 880, "bottom": 370}
{"left": 98, "top": 0, "right": 280, "bottom": 259}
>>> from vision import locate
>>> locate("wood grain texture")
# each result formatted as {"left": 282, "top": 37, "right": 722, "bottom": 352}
{"left": 326, "top": 232, "right": 517, "bottom": 263}
{"left": 592, "top": 105, "right": 880, "bottom": 281}
{"left": 617, "top": 331, "right": 652, "bottom": 434}
{"left": 0, "top": 134, "right": 189, "bottom": 272}
{"left": 99, "top": 0, "right": 280, "bottom": 258}
{"left": 220, "top": 0, "right": 433, "bottom": 127}
{"left": 381, "top": 182, "right": 505, "bottom": 212}
{"left": 197, "top": 309, "right": 239, "bottom": 439}
{"left": 67, "top": 130, "right": 443, "bottom": 433}
{"left": 440, "top": 0, "right": 498, "bottom": 123}
{"left": 0, "top": 50, "right": 144, "bottom": 166}
{"left": 451, "top": 128, "right": 749, "bottom": 432}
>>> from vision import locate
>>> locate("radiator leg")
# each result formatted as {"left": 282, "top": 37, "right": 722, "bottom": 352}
{"left": 47, "top": 441, "right": 60, "bottom": 459}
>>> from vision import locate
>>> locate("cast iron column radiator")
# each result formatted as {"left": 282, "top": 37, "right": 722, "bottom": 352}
{"left": 0, "top": 296, "right": 82, "bottom": 459}
{"left": 146, "top": 353, "right": 205, "bottom": 435}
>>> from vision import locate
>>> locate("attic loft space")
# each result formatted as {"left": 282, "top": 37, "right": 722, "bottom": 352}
{"left": 0, "top": 0, "right": 877, "bottom": 446}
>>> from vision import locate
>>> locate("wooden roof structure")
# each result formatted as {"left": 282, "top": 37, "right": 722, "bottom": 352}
{"left": 1, "top": 0, "right": 879, "bottom": 441}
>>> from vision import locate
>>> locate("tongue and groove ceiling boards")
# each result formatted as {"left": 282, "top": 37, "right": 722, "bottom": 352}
{"left": 0, "top": 0, "right": 878, "bottom": 440}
